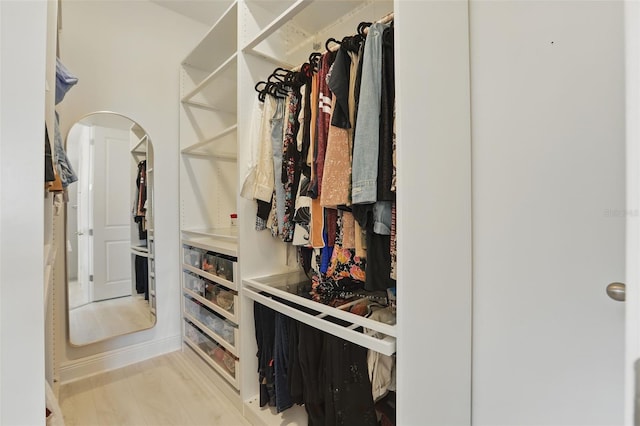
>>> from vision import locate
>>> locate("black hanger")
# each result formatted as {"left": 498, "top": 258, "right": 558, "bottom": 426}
{"left": 308, "top": 52, "right": 322, "bottom": 72}
{"left": 357, "top": 21, "right": 372, "bottom": 37}
{"left": 325, "top": 37, "right": 341, "bottom": 52}
{"left": 341, "top": 34, "right": 362, "bottom": 53}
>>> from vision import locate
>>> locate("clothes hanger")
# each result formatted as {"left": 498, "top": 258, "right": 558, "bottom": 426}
{"left": 308, "top": 52, "right": 322, "bottom": 72}
{"left": 357, "top": 21, "right": 372, "bottom": 37}
{"left": 325, "top": 37, "right": 341, "bottom": 52}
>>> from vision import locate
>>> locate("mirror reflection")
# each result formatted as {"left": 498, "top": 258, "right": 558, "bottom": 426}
{"left": 66, "top": 112, "right": 156, "bottom": 346}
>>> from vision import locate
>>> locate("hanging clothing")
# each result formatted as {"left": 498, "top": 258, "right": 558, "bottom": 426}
{"left": 134, "top": 160, "right": 147, "bottom": 240}
{"left": 44, "top": 126, "right": 55, "bottom": 183}
{"left": 322, "top": 333, "right": 378, "bottom": 426}
{"left": 378, "top": 25, "right": 395, "bottom": 202}
{"left": 55, "top": 58, "right": 78, "bottom": 105}
{"left": 320, "top": 98, "right": 351, "bottom": 208}
{"left": 240, "top": 98, "right": 265, "bottom": 200}
{"left": 274, "top": 312, "right": 293, "bottom": 412}
{"left": 271, "top": 96, "right": 287, "bottom": 236}
{"left": 54, "top": 112, "right": 78, "bottom": 188}
{"left": 351, "top": 22, "right": 391, "bottom": 205}
{"left": 309, "top": 52, "right": 335, "bottom": 199}
{"left": 254, "top": 303, "right": 276, "bottom": 407}
{"left": 134, "top": 255, "right": 148, "bottom": 298}
{"left": 253, "top": 95, "right": 277, "bottom": 202}
{"left": 281, "top": 88, "right": 303, "bottom": 242}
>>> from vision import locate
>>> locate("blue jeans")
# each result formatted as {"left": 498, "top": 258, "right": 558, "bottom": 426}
{"left": 351, "top": 22, "right": 390, "bottom": 204}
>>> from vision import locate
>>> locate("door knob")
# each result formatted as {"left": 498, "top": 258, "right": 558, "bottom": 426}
{"left": 606, "top": 282, "right": 626, "bottom": 302}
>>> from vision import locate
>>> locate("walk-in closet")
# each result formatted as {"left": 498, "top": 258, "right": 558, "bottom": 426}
{"left": 1, "top": 0, "right": 633, "bottom": 424}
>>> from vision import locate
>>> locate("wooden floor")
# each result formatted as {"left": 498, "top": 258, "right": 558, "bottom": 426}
{"left": 59, "top": 350, "right": 251, "bottom": 426}
{"left": 69, "top": 294, "right": 155, "bottom": 345}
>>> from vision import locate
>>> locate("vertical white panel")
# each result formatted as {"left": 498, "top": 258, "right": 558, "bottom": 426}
{"left": 395, "top": 1, "right": 472, "bottom": 424}
{"left": 0, "top": 0, "right": 47, "bottom": 424}
{"left": 626, "top": 1, "right": 640, "bottom": 423}
{"left": 471, "top": 1, "right": 625, "bottom": 424}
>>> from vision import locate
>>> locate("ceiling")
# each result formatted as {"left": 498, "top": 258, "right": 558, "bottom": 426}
{"left": 149, "top": 0, "right": 231, "bottom": 26}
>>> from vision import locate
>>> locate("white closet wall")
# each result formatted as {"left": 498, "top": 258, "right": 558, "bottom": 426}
{"left": 0, "top": 1, "right": 48, "bottom": 424}
{"left": 395, "top": 1, "right": 472, "bottom": 424}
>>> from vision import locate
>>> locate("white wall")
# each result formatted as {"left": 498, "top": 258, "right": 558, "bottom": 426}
{"left": 626, "top": 2, "right": 640, "bottom": 423}
{"left": 54, "top": 0, "right": 206, "bottom": 370}
{"left": 470, "top": 1, "right": 625, "bottom": 424}
{"left": 0, "top": 0, "right": 47, "bottom": 424}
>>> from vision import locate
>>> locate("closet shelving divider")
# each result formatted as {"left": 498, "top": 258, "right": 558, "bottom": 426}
{"left": 179, "top": 0, "right": 242, "bottom": 404}
{"left": 130, "top": 124, "right": 156, "bottom": 317}
{"left": 236, "top": 0, "right": 395, "bottom": 423}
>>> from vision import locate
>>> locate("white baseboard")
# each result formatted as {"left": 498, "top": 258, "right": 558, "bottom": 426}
{"left": 58, "top": 334, "right": 182, "bottom": 384}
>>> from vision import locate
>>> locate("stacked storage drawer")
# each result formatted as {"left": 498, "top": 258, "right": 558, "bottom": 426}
{"left": 182, "top": 244, "right": 239, "bottom": 389}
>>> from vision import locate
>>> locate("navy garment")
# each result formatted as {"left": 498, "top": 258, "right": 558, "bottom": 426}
{"left": 274, "top": 312, "right": 293, "bottom": 412}
{"left": 254, "top": 303, "right": 276, "bottom": 407}
{"left": 134, "top": 255, "right": 148, "bottom": 298}
{"left": 287, "top": 317, "right": 304, "bottom": 405}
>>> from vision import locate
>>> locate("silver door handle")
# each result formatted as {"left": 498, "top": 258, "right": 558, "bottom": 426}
{"left": 606, "top": 282, "right": 626, "bottom": 302}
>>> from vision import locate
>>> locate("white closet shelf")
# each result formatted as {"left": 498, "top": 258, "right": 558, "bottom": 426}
{"left": 183, "top": 263, "right": 237, "bottom": 291}
{"left": 181, "top": 124, "right": 238, "bottom": 156}
{"left": 182, "top": 1, "right": 238, "bottom": 72}
{"left": 183, "top": 325, "right": 240, "bottom": 390}
{"left": 131, "top": 134, "right": 148, "bottom": 153}
{"left": 183, "top": 311, "right": 239, "bottom": 357}
{"left": 182, "top": 227, "right": 238, "bottom": 243}
{"left": 243, "top": 0, "right": 393, "bottom": 67}
{"left": 243, "top": 0, "right": 312, "bottom": 52}
{"left": 181, "top": 151, "right": 238, "bottom": 161}
{"left": 181, "top": 88, "right": 237, "bottom": 114}
{"left": 183, "top": 287, "right": 239, "bottom": 324}
{"left": 182, "top": 54, "right": 238, "bottom": 104}
{"left": 243, "top": 271, "right": 396, "bottom": 356}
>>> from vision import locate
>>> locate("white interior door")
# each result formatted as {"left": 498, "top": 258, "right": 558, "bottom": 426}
{"left": 91, "top": 125, "right": 132, "bottom": 302}
{"left": 470, "top": 1, "right": 625, "bottom": 424}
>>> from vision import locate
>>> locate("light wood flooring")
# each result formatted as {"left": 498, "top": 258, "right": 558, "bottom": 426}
{"left": 69, "top": 294, "right": 155, "bottom": 345}
{"left": 59, "top": 350, "right": 251, "bottom": 426}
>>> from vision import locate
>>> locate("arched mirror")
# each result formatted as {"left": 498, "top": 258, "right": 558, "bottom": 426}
{"left": 66, "top": 112, "right": 156, "bottom": 346}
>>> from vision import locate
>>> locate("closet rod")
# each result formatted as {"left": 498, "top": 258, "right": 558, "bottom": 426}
{"left": 290, "top": 11, "right": 394, "bottom": 72}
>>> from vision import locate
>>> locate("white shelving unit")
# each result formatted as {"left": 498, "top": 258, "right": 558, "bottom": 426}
{"left": 179, "top": 0, "right": 400, "bottom": 419}
{"left": 130, "top": 124, "right": 156, "bottom": 317}
{"left": 235, "top": 1, "right": 396, "bottom": 424}
{"left": 179, "top": 0, "right": 242, "bottom": 401}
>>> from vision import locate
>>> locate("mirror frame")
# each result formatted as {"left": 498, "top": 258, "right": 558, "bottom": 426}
{"left": 64, "top": 111, "right": 156, "bottom": 347}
